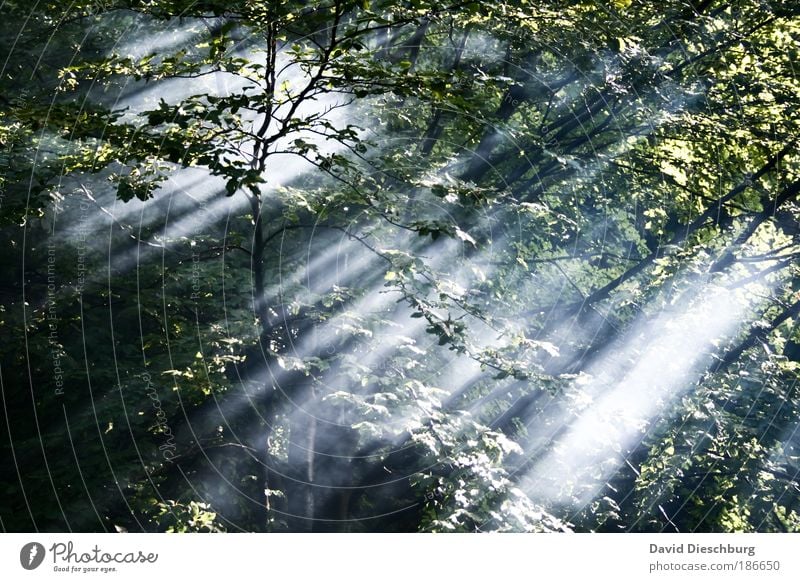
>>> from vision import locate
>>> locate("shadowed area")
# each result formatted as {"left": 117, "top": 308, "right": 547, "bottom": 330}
{"left": 1, "top": 0, "right": 800, "bottom": 534}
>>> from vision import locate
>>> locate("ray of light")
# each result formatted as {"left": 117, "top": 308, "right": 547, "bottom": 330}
{"left": 517, "top": 277, "right": 771, "bottom": 509}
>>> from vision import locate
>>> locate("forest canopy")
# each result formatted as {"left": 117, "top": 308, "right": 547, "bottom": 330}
{"left": 1, "top": 0, "right": 800, "bottom": 532}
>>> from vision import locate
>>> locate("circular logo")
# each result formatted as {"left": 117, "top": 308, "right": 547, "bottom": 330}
{"left": 20, "top": 542, "right": 46, "bottom": 570}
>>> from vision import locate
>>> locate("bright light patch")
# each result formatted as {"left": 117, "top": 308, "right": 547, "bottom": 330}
{"left": 520, "top": 281, "right": 762, "bottom": 508}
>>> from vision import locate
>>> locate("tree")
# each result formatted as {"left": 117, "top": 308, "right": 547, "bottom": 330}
{"left": 1, "top": 0, "right": 800, "bottom": 533}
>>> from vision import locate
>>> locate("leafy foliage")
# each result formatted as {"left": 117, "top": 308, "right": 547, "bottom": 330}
{"left": 2, "top": 0, "right": 800, "bottom": 533}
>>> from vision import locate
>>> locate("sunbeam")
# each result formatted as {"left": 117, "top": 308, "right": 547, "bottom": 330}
{"left": 518, "top": 275, "right": 774, "bottom": 509}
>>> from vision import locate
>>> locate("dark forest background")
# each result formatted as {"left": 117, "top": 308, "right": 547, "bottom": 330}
{"left": 1, "top": 0, "right": 800, "bottom": 532}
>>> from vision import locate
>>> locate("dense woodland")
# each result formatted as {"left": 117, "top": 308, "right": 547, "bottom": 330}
{"left": 1, "top": 0, "right": 800, "bottom": 532}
